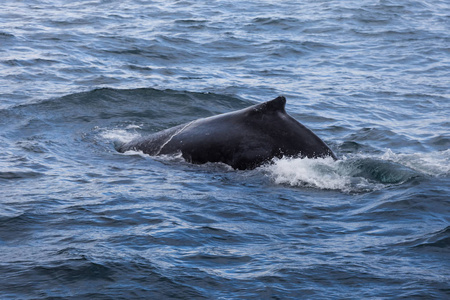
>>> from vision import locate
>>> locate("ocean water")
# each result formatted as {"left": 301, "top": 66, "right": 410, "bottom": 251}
{"left": 1, "top": 0, "right": 449, "bottom": 299}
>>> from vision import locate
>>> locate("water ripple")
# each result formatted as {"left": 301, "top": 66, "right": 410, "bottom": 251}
{"left": 1, "top": 0, "right": 449, "bottom": 298}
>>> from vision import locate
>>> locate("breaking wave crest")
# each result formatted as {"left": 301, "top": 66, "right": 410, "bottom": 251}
{"left": 264, "top": 156, "right": 382, "bottom": 193}
{"left": 264, "top": 149, "right": 449, "bottom": 193}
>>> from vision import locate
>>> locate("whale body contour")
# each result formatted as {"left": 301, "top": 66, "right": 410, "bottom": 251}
{"left": 117, "top": 96, "right": 336, "bottom": 169}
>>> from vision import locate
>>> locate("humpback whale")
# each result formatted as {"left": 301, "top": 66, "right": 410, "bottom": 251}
{"left": 117, "top": 96, "right": 336, "bottom": 170}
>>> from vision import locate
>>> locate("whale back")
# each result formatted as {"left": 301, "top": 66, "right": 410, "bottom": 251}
{"left": 118, "top": 96, "right": 336, "bottom": 169}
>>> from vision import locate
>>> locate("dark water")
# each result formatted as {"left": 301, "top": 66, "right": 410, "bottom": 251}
{"left": 1, "top": 0, "right": 449, "bottom": 299}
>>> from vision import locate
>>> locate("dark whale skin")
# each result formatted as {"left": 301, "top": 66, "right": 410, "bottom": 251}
{"left": 118, "top": 96, "right": 336, "bottom": 170}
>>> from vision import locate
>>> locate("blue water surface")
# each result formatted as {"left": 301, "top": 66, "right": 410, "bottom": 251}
{"left": 1, "top": 0, "right": 449, "bottom": 299}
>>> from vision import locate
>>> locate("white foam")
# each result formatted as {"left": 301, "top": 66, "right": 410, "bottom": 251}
{"left": 381, "top": 149, "right": 450, "bottom": 177}
{"left": 99, "top": 128, "right": 141, "bottom": 144}
{"left": 125, "top": 124, "right": 142, "bottom": 130}
{"left": 264, "top": 149, "right": 449, "bottom": 193}
{"left": 263, "top": 156, "right": 367, "bottom": 193}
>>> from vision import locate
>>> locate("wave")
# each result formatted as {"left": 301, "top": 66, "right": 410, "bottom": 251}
{"left": 381, "top": 149, "right": 450, "bottom": 177}
{"left": 263, "top": 149, "right": 449, "bottom": 193}
{"left": 102, "top": 120, "right": 446, "bottom": 193}
{"left": 393, "top": 226, "right": 450, "bottom": 250}
{"left": 0, "top": 170, "right": 44, "bottom": 180}
{"left": 412, "top": 226, "right": 450, "bottom": 249}
{"left": 99, "top": 125, "right": 142, "bottom": 145}
{"left": 4, "top": 86, "right": 447, "bottom": 195}
{"left": 1, "top": 87, "right": 249, "bottom": 123}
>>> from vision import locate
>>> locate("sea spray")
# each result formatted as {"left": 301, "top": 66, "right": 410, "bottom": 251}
{"left": 263, "top": 151, "right": 436, "bottom": 193}
{"left": 263, "top": 156, "right": 375, "bottom": 193}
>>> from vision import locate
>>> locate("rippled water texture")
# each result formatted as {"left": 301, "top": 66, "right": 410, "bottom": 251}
{"left": 1, "top": 0, "right": 449, "bottom": 299}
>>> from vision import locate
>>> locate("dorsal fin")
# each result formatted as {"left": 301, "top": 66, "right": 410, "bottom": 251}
{"left": 252, "top": 96, "right": 286, "bottom": 114}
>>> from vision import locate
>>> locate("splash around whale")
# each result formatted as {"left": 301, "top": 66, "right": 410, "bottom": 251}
{"left": 117, "top": 96, "right": 336, "bottom": 170}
